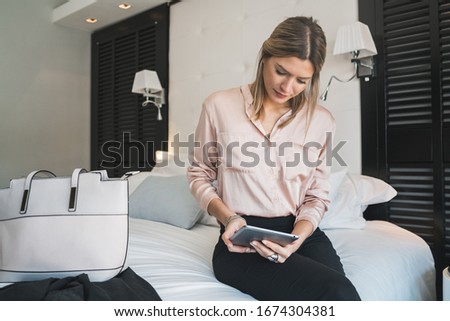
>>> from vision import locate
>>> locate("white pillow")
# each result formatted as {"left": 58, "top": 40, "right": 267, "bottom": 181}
{"left": 348, "top": 173, "right": 397, "bottom": 208}
{"left": 328, "top": 170, "right": 347, "bottom": 201}
{"left": 319, "top": 171, "right": 397, "bottom": 230}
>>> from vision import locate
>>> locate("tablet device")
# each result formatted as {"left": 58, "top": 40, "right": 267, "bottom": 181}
{"left": 229, "top": 225, "right": 299, "bottom": 247}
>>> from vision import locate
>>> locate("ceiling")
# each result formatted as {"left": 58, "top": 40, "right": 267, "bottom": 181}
{"left": 52, "top": 0, "right": 170, "bottom": 32}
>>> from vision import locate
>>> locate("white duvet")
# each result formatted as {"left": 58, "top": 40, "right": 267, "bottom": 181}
{"left": 127, "top": 218, "right": 436, "bottom": 301}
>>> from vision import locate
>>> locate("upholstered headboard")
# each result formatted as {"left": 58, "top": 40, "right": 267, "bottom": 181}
{"left": 168, "top": 0, "right": 362, "bottom": 173}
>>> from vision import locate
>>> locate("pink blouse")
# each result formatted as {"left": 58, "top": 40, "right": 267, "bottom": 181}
{"left": 187, "top": 85, "right": 335, "bottom": 230}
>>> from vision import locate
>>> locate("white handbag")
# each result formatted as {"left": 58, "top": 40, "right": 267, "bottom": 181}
{"left": 0, "top": 168, "right": 129, "bottom": 283}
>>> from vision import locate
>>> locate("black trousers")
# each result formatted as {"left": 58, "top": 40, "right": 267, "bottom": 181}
{"left": 213, "top": 215, "right": 361, "bottom": 301}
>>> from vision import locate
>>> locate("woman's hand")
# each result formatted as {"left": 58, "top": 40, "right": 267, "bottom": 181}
{"left": 250, "top": 238, "right": 302, "bottom": 263}
{"left": 222, "top": 215, "right": 255, "bottom": 253}
{"left": 206, "top": 199, "right": 255, "bottom": 254}
{"left": 250, "top": 220, "right": 313, "bottom": 263}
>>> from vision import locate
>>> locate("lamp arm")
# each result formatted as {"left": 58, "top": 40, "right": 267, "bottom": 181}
{"left": 353, "top": 57, "right": 375, "bottom": 69}
{"left": 142, "top": 98, "right": 155, "bottom": 107}
{"left": 141, "top": 92, "right": 164, "bottom": 121}
{"left": 320, "top": 63, "right": 357, "bottom": 101}
{"left": 141, "top": 98, "right": 163, "bottom": 108}
{"left": 328, "top": 61, "right": 358, "bottom": 84}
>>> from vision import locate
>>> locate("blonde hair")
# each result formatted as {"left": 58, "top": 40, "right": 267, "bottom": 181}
{"left": 251, "top": 16, "right": 327, "bottom": 127}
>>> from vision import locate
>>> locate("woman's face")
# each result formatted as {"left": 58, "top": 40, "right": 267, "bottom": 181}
{"left": 262, "top": 56, "right": 314, "bottom": 107}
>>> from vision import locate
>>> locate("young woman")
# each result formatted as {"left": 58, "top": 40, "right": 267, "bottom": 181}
{"left": 187, "top": 16, "right": 361, "bottom": 301}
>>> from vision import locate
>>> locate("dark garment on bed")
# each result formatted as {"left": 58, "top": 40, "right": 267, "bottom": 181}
{"left": 0, "top": 267, "right": 161, "bottom": 301}
{"left": 213, "top": 215, "right": 361, "bottom": 301}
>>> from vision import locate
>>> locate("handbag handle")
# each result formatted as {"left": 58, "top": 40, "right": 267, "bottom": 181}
{"left": 69, "top": 168, "right": 110, "bottom": 212}
{"left": 21, "top": 168, "right": 112, "bottom": 214}
{"left": 69, "top": 168, "right": 88, "bottom": 212}
{"left": 20, "top": 170, "right": 57, "bottom": 214}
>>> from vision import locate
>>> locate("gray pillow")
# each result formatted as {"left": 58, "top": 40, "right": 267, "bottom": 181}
{"left": 129, "top": 175, "right": 204, "bottom": 229}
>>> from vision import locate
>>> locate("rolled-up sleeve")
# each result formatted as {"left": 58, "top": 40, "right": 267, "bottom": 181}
{"left": 187, "top": 102, "right": 221, "bottom": 212}
{"left": 294, "top": 120, "right": 336, "bottom": 230}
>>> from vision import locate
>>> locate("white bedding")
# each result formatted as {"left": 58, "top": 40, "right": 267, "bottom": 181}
{"left": 127, "top": 218, "right": 254, "bottom": 300}
{"left": 326, "top": 220, "right": 436, "bottom": 300}
{"left": 127, "top": 218, "right": 436, "bottom": 301}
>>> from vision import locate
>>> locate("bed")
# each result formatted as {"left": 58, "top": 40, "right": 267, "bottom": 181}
{"left": 125, "top": 156, "right": 437, "bottom": 301}
{"left": 0, "top": 161, "right": 436, "bottom": 300}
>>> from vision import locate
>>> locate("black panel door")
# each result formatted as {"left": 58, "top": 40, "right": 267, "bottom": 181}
{"left": 91, "top": 4, "right": 169, "bottom": 178}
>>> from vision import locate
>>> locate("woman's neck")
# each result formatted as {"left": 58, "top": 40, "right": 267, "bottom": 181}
{"left": 262, "top": 98, "right": 290, "bottom": 116}
{"left": 259, "top": 101, "right": 291, "bottom": 136}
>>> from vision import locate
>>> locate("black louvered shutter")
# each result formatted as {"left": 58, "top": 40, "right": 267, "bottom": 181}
{"left": 382, "top": 0, "right": 438, "bottom": 251}
{"left": 442, "top": 1, "right": 450, "bottom": 264}
{"left": 360, "top": 0, "right": 450, "bottom": 298}
{"left": 91, "top": 4, "right": 169, "bottom": 178}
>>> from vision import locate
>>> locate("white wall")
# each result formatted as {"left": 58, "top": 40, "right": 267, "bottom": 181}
{"left": 169, "top": 0, "right": 362, "bottom": 173}
{"left": 0, "top": 0, "right": 91, "bottom": 187}
{"left": 0, "top": 0, "right": 362, "bottom": 188}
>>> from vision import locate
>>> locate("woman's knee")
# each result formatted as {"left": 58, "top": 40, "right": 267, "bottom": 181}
{"left": 323, "top": 275, "right": 361, "bottom": 301}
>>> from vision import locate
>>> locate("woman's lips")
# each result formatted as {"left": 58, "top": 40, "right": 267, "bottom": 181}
{"left": 274, "top": 89, "right": 288, "bottom": 99}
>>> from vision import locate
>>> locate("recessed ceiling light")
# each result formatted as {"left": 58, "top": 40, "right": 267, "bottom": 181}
{"left": 118, "top": 3, "right": 132, "bottom": 9}
{"left": 85, "top": 18, "right": 98, "bottom": 24}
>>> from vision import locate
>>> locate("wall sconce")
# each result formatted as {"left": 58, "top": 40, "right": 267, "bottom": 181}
{"left": 132, "top": 70, "right": 165, "bottom": 120}
{"left": 320, "top": 21, "right": 377, "bottom": 101}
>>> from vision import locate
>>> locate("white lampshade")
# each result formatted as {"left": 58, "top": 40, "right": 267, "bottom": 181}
{"left": 132, "top": 70, "right": 163, "bottom": 94}
{"left": 333, "top": 21, "right": 377, "bottom": 58}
